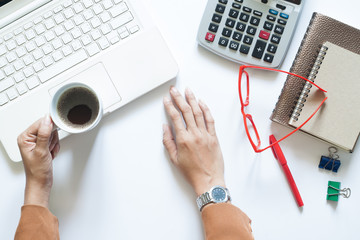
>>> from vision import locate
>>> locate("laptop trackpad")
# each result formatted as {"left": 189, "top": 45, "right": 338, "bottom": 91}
{"left": 49, "top": 62, "right": 121, "bottom": 113}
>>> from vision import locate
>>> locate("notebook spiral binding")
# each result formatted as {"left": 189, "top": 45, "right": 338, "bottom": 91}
{"left": 290, "top": 45, "right": 329, "bottom": 122}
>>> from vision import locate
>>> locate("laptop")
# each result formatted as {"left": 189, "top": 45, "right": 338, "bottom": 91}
{"left": 0, "top": 0, "right": 178, "bottom": 162}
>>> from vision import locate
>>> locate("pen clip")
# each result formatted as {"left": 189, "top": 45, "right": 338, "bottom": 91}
{"left": 269, "top": 134, "right": 279, "bottom": 160}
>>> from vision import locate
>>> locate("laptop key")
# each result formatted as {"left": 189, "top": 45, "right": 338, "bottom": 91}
{"left": 6, "top": 88, "right": 18, "bottom": 100}
{"left": 16, "top": 47, "right": 26, "bottom": 58}
{"left": 16, "top": 82, "right": 28, "bottom": 95}
{"left": 86, "top": 43, "right": 101, "bottom": 56}
{"left": 110, "top": 3, "right": 128, "bottom": 17}
{"left": 38, "top": 49, "right": 88, "bottom": 83}
{"left": 26, "top": 76, "right": 40, "bottom": 90}
{"left": 0, "top": 78, "right": 14, "bottom": 92}
{"left": 110, "top": 12, "right": 133, "bottom": 29}
{"left": 0, "top": 93, "right": 9, "bottom": 106}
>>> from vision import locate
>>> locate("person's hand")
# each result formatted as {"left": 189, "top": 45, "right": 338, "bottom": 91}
{"left": 163, "top": 87, "right": 225, "bottom": 196}
{"left": 17, "top": 115, "right": 60, "bottom": 208}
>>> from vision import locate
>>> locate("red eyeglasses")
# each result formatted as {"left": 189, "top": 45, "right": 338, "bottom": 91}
{"left": 238, "top": 65, "right": 328, "bottom": 153}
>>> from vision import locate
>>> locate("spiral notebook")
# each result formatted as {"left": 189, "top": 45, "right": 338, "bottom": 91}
{"left": 288, "top": 42, "right": 360, "bottom": 152}
{"left": 270, "top": 12, "right": 360, "bottom": 152}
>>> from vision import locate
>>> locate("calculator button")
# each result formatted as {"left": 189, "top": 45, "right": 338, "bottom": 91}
{"left": 250, "top": 16, "right": 260, "bottom": 26}
{"left": 240, "top": 44, "right": 250, "bottom": 54}
{"left": 259, "top": 30, "right": 270, "bottom": 40}
{"left": 243, "top": 7, "right": 252, "bottom": 13}
{"left": 280, "top": 13, "right": 289, "bottom": 19}
{"left": 225, "top": 18, "right": 236, "bottom": 28}
{"left": 209, "top": 23, "right": 219, "bottom": 32}
{"left": 236, "top": 22, "right": 246, "bottom": 32}
{"left": 218, "top": 37, "right": 229, "bottom": 47}
{"left": 264, "top": 21, "right": 274, "bottom": 31}
{"left": 267, "top": 15, "right": 276, "bottom": 21}
{"left": 212, "top": 14, "right": 222, "bottom": 23}
{"left": 269, "top": 9, "right": 278, "bottom": 15}
{"left": 222, "top": 28, "right": 232, "bottom": 37}
{"left": 253, "top": 10, "right": 262, "bottom": 17}
{"left": 232, "top": 3, "right": 241, "bottom": 9}
{"left": 278, "top": 19, "right": 287, "bottom": 25}
{"left": 267, "top": 44, "right": 277, "bottom": 53}
{"left": 252, "top": 40, "right": 266, "bottom": 59}
{"left": 274, "top": 25, "right": 284, "bottom": 35}
{"left": 232, "top": 32, "right": 243, "bottom": 41}
{"left": 276, "top": 4, "right": 286, "bottom": 10}
{"left": 243, "top": 35, "right": 253, "bottom": 45}
{"left": 246, "top": 26, "right": 257, "bottom": 35}
{"left": 271, "top": 35, "right": 281, "bottom": 44}
{"left": 205, "top": 32, "right": 216, "bottom": 42}
{"left": 239, "top": 13, "right": 250, "bottom": 22}
{"left": 264, "top": 53, "right": 274, "bottom": 63}
{"left": 235, "top": 0, "right": 243, "bottom": 2}
{"left": 219, "top": 0, "right": 228, "bottom": 4}
{"left": 229, "top": 41, "right": 240, "bottom": 50}
{"left": 229, "top": 9, "right": 239, "bottom": 19}
{"left": 215, "top": 4, "right": 226, "bottom": 14}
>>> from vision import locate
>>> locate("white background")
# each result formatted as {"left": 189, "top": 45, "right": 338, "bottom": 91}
{"left": 1, "top": 0, "right": 360, "bottom": 239}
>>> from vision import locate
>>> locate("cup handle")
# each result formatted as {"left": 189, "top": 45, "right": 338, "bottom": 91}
{"left": 50, "top": 116, "right": 60, "bottom": 132}
{"left": 52, "top": 125, "right": 60, "bottom": 132}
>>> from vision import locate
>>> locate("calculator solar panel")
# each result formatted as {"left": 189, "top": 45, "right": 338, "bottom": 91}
{"left": 197, "top": 0, "right": 303, "bottom": 68}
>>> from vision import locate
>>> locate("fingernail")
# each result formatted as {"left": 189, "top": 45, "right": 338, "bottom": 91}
{"left": 163, "top": 96, "right": 171, "bottom": 103}
{"left": 170, "top": 86, "right": 178, "bottom": 94}
{"left": 198, "top": 99, "right": 205, "bottom": 106}
{"left": 185, "top": 87, "right": 194, "bottom": 96}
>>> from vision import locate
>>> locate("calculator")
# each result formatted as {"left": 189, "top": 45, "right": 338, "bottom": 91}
{"left": 197, "top": 0, "right": 303, "bottom": 68}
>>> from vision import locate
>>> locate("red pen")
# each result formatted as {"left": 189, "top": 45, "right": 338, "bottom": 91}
{"left": 269, "top": 135, "right": 304, "bottom": 207}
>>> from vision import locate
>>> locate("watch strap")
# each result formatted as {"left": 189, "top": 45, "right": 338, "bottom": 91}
{"left": 196, "top": 192, "right": 212, "bottom": 211}
{"left": 196, "top": 186, "right": 231, "bottom": 211}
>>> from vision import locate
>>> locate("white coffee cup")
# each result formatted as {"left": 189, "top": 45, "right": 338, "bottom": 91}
{"left": 50, "top": 82, "right": 103, "bottom": 134}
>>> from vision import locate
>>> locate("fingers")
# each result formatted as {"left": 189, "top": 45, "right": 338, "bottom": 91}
{"left": 199, "top": 100, "right": 216, "bottom": 136}
{"left": 162, "top": 124, "right": 178, "bottom": 164}
{"left": 35, "top": 115, "right": 54, "bottom": 150}
{"left": 51, "top": 143, "right": 60, "bottom": 159}
{"left": 49, "top": 130, "right": 59, "bottom": 153}
{"left": 49, "top": 130, "right": 60, "bottom": 159}
{"left": 185, "top": 88, "right": 206, "bottom": 130}
{"left": 169, "top": 87, "right": 196, "bottom": 129}
{"left": 163, "top": 96, "right": 186, "bottom": 134}
{"left": 18, "top": 118, "right": 42, "bottom": 148}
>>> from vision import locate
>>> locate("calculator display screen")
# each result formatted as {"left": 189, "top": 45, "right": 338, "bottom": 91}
{"left": 283, "top": 0, "right": 301, "bottom": 5}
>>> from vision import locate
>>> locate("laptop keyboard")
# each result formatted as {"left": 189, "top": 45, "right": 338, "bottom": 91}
{"left": 0, "top": 0, "right": 140, "bottom": 107}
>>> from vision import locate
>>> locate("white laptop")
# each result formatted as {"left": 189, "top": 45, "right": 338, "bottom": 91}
{"left": 0, "top": 0, "right": 178, "bottom": 162}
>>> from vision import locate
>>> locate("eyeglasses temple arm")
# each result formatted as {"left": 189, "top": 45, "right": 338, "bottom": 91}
{"left": 240, "top": 65, "right": 327, "bottom": 93}
{"left": 260, "top": 96, "right": 328, "bottom": 152}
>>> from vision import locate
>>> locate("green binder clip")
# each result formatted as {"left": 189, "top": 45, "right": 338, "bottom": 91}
{"left": 327, "top": 181, "right": 351, "bottom": 201}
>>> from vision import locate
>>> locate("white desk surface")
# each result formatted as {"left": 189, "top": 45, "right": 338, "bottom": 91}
{"left": 1, "top": 0, "right": 360, "bottom": 239}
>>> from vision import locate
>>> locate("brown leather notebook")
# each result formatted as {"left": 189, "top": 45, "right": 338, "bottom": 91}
{"left": 288, "top": 42, "right": 360, "bottom": 152}
{"left": 270, "top": 12, "right": 360, "bottom": 127}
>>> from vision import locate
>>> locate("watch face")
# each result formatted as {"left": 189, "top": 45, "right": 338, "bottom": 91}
{"left": 212, "top": 187, "right": 226, "bottom": 202}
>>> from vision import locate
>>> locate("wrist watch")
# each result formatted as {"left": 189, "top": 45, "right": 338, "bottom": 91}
{"left": 196, "top": 186, "right": 231, "bottom": 211}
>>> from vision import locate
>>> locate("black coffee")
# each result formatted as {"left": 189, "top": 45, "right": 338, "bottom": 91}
{"left": 57, "top": 87, "right": 100, "bottom": 129}
{"left": 67, "top": 104, "right": 92, "bottom": 125}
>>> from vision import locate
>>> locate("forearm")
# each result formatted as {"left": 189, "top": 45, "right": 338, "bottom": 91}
{"left": 24, "top": 181, "right": 52, "bottom": 208}
{"left": 201, "top": 203, "right": 253, "bottom": 240}
{"left": 15, "top": 205, "right": 59, "bottom": 240}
